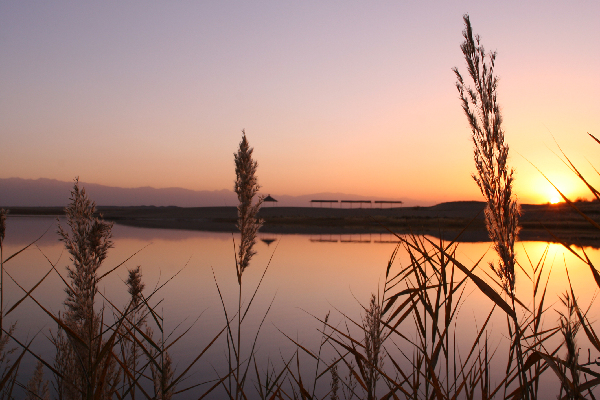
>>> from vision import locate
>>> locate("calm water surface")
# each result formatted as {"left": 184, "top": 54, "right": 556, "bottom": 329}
{"left": 3, "top": 216, "right": 599, "bottom": 398}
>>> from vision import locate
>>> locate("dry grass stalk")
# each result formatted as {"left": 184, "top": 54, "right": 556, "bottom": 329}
{"left": 122, "top": 266, "right": 146, "bottom": 399}
{"left": 539, "top": 135, "right": 600, "bottom": 396}
{"left": 453, "top": 15, "right": 519, "bottom": 294}
{"left": 234, "top": 130, "right": 264, "bottom": 284}
{"left": 231, "top": 130, "right": 264, "bottom": 400}
{"left": 54, "top": 178, "right": 118, "bottom": 400}
{"left": 557, "top": 292, "right": 581, "bottom": 399}
{"left": 58, "top": 178, "right": 113, "bottom": 328}
{"left": 126, "top": 266, "right": 145, "bottom": 308}
{"left": 0, "top": 209, "right": 7, "bottom": 337}
{"left": 0, "top": 324, "right": 17, "bottom": 400}
{"left": 330, "top": 362, "right": 340, "bottom": 400}
{"left": 0, "top": 213, "right": 19, "bottom": 400}
{"left": 0, "top": 210, "right": 5, "bottom": 244}
{"left": 517, "top": 245, "right": 553, "bottom": 399}
{"left": 25, "top": 361, "right": 49, "bottom": 400}
{"left": 453, "top": 15, "right": 529, "bottom": 399}
{"left": 374, "top": 231, "right": 539, "bottom": 399}
{"left": 149, "top": 344, "right": 174, "bottom": 400}
{"left": 362, "top": 294, "right": 383, "bottom": 400}
{"left": 342, "top": 360, "right": 357, "bottom": 400}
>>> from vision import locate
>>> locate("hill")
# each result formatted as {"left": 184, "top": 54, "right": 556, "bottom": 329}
{"left": 0, "top": 177, "right": 420, "bottom": 207}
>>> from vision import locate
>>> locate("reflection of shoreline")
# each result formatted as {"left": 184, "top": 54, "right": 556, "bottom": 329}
{"left": 113, "top": 219, "right": 600, "bottom": 247}
{"left": 303, "top": 230, "right": 600, "bottom": 248}
{"left": 4, "top": 202, "right": 600, "bottom": 247}
{"left": 2, "top": 216, "right": 235, "bottom": 247}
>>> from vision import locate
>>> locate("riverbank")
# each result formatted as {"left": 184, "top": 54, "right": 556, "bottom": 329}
{"left": 4, "top": 200, "right": 600, "bottom": 245}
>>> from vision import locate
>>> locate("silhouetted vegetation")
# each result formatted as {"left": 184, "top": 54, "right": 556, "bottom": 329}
{"left": 0, "top": 14, "right": 599, "bottom": 400}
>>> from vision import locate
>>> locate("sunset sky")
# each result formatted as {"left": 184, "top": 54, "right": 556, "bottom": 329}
{"left": 1, "top": 2, "right": 598, "bottom": 205}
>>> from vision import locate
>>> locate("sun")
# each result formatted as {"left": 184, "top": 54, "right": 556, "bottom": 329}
{"left": 528, "top": 174, "right": 576, "bottom": 204}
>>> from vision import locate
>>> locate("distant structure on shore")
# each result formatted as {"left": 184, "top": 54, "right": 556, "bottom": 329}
{"left": 310, "top": 199, "right": 403, "bottom": 208}
{"left": 264, "top": 194, "right": 278, "bottom": 207}
{"left": 310, "top": 200, "right": 338, "bottom": 208}
{"left": 374, "top": 200, "right": 403, "bottom": 208}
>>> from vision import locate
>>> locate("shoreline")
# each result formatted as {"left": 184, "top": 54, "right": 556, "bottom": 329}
{"left": 3, "top": 201, "right": 600, "bottom": 246}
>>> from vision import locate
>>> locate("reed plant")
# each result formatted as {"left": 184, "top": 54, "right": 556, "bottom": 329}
{"left": 0, "top": 212, "right": 19, "bottom": 400}
{"left": 0, "top": 323, "right": 19, "bottom": 400}
{"left": 0, "top": 179, "right": 187, "bottom": 400}
{"left": 287, "top": 233, "right": 508, "bottom": 399}
{"left": 119, "top": 266, "right": 146, "bottom": 399}
{"left": 558, "top": 291, "right": 582, "bottom": 398}
{"left": 53, "top": 179, "right": 119, "bottom": 399}
{"left": 362, "top": 295, "right": 383, "bottom": 400}
{"left": 536, "top": 133, "right": 600, "bottom": 396}
{"left": 2, "top": 156, "right": 270, "bottom": 399}
{"left": 234, "top": 130, "right": 264, "bottom": 283}
{"left": 453, "top": 14, "right": 519, "bottom": 296}
{"left": 25, "top": 361, "right": 49, "bottom": 400}
{"left": 228, "top": 130, "right": 265, "bottom": 399}
{"left": 453, "top": 14, "right": 530, "bottom": 399}
{"left": 0, "top": 208, "right": 61, "bottom": 399}
{"left": 0, "top": 209, "right": 6, "bottom": 337}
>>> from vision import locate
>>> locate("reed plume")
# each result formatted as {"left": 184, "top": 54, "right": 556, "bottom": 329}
{"left": 330, "top": 362, "right": 340, "bottom": 400}
{"left": 58, "top": 179, "right": 113, "bottom": 327}
{"left": 146, "top": 326, "right": 175, "bottom": 400}
{"left": 454, "top": 15, "right": 528, "bottom": 399}
{"left": 54, "top": 178, "right": 118, "bottom": 400}
{"left": 342, "top": 360, "right": 357, "bottom": 400}
{"left": 122, "top": 266, "right": 146, "bottom": 399}
{"left": 150, "top": 352, "right": 174, "bottom": 400}
{"left": 126, "top": 266, "right": 145, "bottom": 307}
{"left": 453, "top": 15, "right": 519, "bottom": 294}
{"left": 231, "top": 130, "right": 264, "bottom": 400}
{"left": 362, "top": 294, "right": 383, "bottom": 400}
{"left": 234, "top": 130, "right": 264, "bottom": 284}
{"left": 25, "top": 361, "right": 49, "bottom": 400}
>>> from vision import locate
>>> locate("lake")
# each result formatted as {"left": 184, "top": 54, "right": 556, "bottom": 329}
{"left": 2, "top": 216, "right": 599, "bottom": 398}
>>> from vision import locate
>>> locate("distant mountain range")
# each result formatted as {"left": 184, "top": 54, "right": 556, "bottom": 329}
{"left": 0, "top": 178, "right": 424, "bottom": 207}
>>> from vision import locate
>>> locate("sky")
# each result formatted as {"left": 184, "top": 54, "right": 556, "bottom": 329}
{"left": 1, "top": 1, "right": 599, "bottom": 205}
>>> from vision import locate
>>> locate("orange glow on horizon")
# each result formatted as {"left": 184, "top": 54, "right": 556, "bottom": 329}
{"left": 518, "top": 169, "right": 595, "bottom": 205}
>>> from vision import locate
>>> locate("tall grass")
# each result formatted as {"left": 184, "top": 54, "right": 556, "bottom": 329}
{"left": 0, "top": 209, "right": 6, "bottom": 336}
{"left": 53, "top": 178, "right": 118, "bottom": 399}
{"left": 537, "top": 133, "right": 600, "bottom": 397}
{"left": 227, "top": 130, "right": 268, "bottom": 400}
{"left": 453, "top": 14, "right": 530, "bottom": 399}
